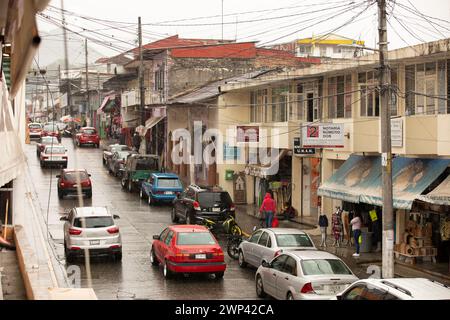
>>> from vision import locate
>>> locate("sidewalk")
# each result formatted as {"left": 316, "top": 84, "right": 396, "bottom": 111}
{"left": 0, "top": 249, "right": 26, "bottom": 300}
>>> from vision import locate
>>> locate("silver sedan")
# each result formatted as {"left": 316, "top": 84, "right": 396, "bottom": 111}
{"left": 238, "top": 228, "right": 316, "bottom": 269}
{"left": 255, "top": 250, "right": 358, "bottom": 300}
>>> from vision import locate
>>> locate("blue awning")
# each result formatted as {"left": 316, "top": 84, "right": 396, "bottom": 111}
{"left": 318, "top": 155, "right": 381, "bottom": 203}
{"left": 361, "top": 157, "right": 450, "bottom": 209}
{"left": 319, "top": 155, "right": 450, "bottom": 210}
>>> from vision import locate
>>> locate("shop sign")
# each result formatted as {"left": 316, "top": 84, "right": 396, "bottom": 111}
{"left": 302, "top": 123, "right": 344, "bottom": 148}
{"left": 391, "top": 118, "right": 403, "bottom": 148}
{"left": 294, "top": 137, "right": 315, "bottom": 155}
{"left": 233, "top": 172, "right": 247, "bottom": 204}
{"left": 237, "top": 126, "right": 259, "bottom": 143}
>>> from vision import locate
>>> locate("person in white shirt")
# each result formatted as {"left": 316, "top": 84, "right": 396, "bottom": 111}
{"left": 350, "top": 212, "right": 362, "bottom": 257}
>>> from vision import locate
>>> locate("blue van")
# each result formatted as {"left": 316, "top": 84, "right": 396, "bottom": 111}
{"left": 140, "top": 173, "right": 183, "bottom": 205}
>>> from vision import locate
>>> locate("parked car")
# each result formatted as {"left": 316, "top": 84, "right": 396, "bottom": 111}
{"left": 120, "top": 154, "right": 160, "bottom": 192}
{"left": 56, "top": 169, "right": 92, "bottom": 199}
{"left": 255, "top": 250, "right": 358, "bottom": 300}
{"left": 171, "top": 185, "right": 235, "bottom": 225}
{"left": 107, "top": 150, "right": 135, "bottom": 177}
{"left": 41, "top": 123, "right": 61, "bottom": 142}
{"left": 140, "top": 173, "right": 183, "bottom": 205}
{"left": 28, "top": 122, "right": 42, "bottom": 140}
{"left": 61, "top": 207, "right": 122, "bottom": 262}
{"left": 40, "top": 145, "right": 68, "bottom": 168}
{"left": 75, "top": 127, "right": 100, "bottom": 148}
{"left": 335, "top": 278, "right": 450, "bottom": 300}
{"left": 238, "top": 228, "right": 316, "bottom": 269}
{"left": 150, "top": 224, "right": 226, "bottom": 279}
{"left": 36, "top": 136, "right": 59, "bottom": 157}
{"left": 103, "top": 144, "right": 131, "bottom": 166}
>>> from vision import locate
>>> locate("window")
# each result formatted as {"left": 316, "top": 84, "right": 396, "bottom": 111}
{"left": 275, "top": 234, "right": 314, "bottom": 247}
{"left": 358, "top": 70, "right": 379, "bottom": 117}
{"left": 63, "top": 171, "right": 89, "bottom": 181}
{"left": 257, "top": 232, "right": 269, "bottom": 246}
{"left": 165, "top": 231, "right": 174, "bottom": 246}
{"left": 405, "top": 65, "right": 416, "bottom": 115}
{"left": 157, "top": 178, "right": 181, "bottom": 188}
{"left": 283, "top": 256, "right": 297, "bottom": 276}
{"left": 333, "top": 46, "right": 342, "bottom": 54}
{"left": 298, "top": 46, "right": 311, "bottom": 55}
{"left": 320, "top": 46, "right": 327, "bottom": 57}
{"left": 176, "top": 232, "right": 216, "bottom": 245}
{"left": 342, "top": 285, "right": 366, "bottom": 300}
{"left": 73, "top": 217, "right": 114, "bottom": 228}
{"left": 159, "top": 228, "right": 170, "bottom": 242}
{"left": 292, "top": 81, "right": 320, "bottom": 121}
{"left": 249, "top": 230, "right": 263, "bottom": 243}
{"left": 154, "top": 64, "right": 165, "bottom": 91}
{"left": 271, "top": 87, "right": 288, "bottom": 122}
{"left": 267, "top": 237, "right": 272, "bottom": 248}
{"left": 301, "top": 259, "right": 353, "bottom": 275}
{"left": 271, "top": 254, "right": 288, "bottom": 271}
{"left": 197, "top": 192, "right": 232, "bottom": 207}
{"left": 250, "top": 89, "right": 267, "bottom": 123}
{"left": 328, "top": 75, "right": 351, "bottom": 119}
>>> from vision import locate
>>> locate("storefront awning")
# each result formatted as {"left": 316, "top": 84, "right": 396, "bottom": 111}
{"left": 318, "top": 155, "right": 381, "bottom": 203}
{"left": 97, "top": 95, "right": 115, "bottom": 114}
{"left": 361, "top": 157, "right": 450, "bottom": 210}
{"left": 417, "top": 174, "right": 450, "bottom": 206}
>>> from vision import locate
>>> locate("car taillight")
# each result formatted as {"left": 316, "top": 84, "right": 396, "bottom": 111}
{"left": 193, "top": 201, "right": 200, "bottom": 210}
{"left": 230, "top": 203, "right": 235, "bottom": 211}
{"left": 60, "top": 182, "right": 65, "bottom": 187}
{"left": 107, "top": 227, "right": 120, "bottom": 234}
{"left": 301, "top": 283, "right": 315, "bottom": 294}
{"left": 81, "top": 180, "right": 91, "bottom": 187}
{"left": 42, "top": 156, "right": 48, "bottom": 160}
{"left": 155, "top": 191, "right": 165, "bottom": 195}
{"left": 62, "top": 156, "right": 68, "bottom": 160}
{"left": 274, "top": 250, "right": 282, "bottom": 257}
{"left": 174, "top": 252, "right": 190, "bottom": 261}
{"left": 69, "top": 228, "right": 82, "bottom": 235}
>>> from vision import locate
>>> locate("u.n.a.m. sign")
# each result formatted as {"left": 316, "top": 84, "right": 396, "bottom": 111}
{"left": 301, "top": 123, "right": 345, "bottom": 148}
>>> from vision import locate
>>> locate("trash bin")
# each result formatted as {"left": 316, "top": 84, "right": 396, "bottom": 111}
{"left": 360, "top": 229, "right": 373, "bottom": 253}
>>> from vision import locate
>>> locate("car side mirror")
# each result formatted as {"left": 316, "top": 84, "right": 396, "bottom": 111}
{"left": 153, "top": 235, "right": 160, "bottom": 240}
{"left": 56, "top": 175, "right": 61, "bottom": 178}
{"left": 336, "top": 294, "right": 343, "bottom": 300}
{"left": 113, "top": 215, "right": 120, "bottom": 219}
{"left": 252, "top": 226, "right": 257, "bottom": 232}
{"left": 262, "top": 261, "right": 271, "bottom": 268}
{"left": 60, "top": 216, "right": 68, "bottom": 221}
{"left": 88, "top": 174, "right": 92, "bottom": 177}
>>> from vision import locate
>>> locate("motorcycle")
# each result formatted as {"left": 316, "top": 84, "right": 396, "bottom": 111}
{"left": 226, "top": 234, "right": 243, "bottom": 260}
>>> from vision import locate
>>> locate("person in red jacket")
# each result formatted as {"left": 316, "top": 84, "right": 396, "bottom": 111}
{"left": 260, "top": 192, "right": 277, "bottom": 228}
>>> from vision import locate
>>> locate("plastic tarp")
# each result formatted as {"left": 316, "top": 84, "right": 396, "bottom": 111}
{"left": 97, "top": 95, "right": 115, "bottom": 114}
{"left": 318, "top": 155, "right": 381, "bottom": 203}
{"left": 417, "top": 174, "right": 450, "bottom": 206}
{"left": 361, "top": 157, "right": 450, "bottom": 210}
{"left": 0, "top": 74, "right": 26, "bottom": 187}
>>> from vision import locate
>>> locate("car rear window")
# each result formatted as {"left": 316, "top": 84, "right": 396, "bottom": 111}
{"left": 46, "top": 146, "right": 65, "bottom": 154}
{"left": 197, "top": 192, "right": 232, "bottom": 207}
{"left": 177, "top": 232, "right": 216, "bottom": 245}
{"left": 41, "top": 137, "right": 58, "bottom": 144}
{"left": 157, "top": 178, "right": 181, "bottom": 188}
{"left": 136, "top": 158, "right": 159, "bottom": 171}
{"left": 29, "top": 124, "right": 41, "bottom": 129}
{"left": 43, "top": 125, "right": 58, "bottom": 132}
{"left": 73, "top": 217, "right": 114, "bottom": 228}
{"left": 275, "top": 234, "right": 314, "bottom": 247}
{"left": 64, "top": 171, "right": 89, "bottom": 181}
{"left": 301, "top": 259, "right": 353, "bottom": 275}
{"left": 82, "top": 129, "right": 97, "bottom": 135}
{"left": 112, "top": 145, "right": 131, "bottom": 152}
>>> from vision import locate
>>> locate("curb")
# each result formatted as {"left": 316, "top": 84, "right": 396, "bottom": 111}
{"left": 395, "top": 260, "right": 450, "bottom": 282}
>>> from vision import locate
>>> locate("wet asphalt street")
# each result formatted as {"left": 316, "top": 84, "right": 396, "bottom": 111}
{"left": 26, "top": 137, "right": 261, "bottom": 300}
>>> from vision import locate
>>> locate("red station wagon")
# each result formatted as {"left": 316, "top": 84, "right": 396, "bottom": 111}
{"left": 150, "top": 225, "right": 226, "bottom": 279}
{"left": 76, "top": 127, "right": 100, "bottom": 148}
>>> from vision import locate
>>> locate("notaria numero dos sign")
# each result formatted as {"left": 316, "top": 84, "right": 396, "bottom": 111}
{"left": 301, "top": 123, "right": 345, "bottom": 148}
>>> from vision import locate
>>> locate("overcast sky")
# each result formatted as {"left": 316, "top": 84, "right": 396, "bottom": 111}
{"left": 38, "top": 0, "right": 450, "bottom": 58}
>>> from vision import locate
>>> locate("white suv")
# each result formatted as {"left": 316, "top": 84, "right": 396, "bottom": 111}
{"left": 62, "top": 207, "right": 122, "bottom": 263}
{"left": 336, "top": 278, "right": 450, "bottom": 300}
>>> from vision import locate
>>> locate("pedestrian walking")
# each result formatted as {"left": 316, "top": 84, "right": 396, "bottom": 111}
{"left": 350, "top": 212, "right": 363, "bottom": 257}
{"left": 318, "top": 211, "right": 329, "bottom": 247}
{"left": 259, "top": 192, "right": 276, "bottom": 228}
{"left": 132, "top": 131, "right": 141, "bottom": 152}
{"left": 332, "top": 207, "right": 342, "bottom": 247}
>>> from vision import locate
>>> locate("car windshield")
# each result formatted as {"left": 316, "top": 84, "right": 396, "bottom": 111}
{"left": 73, "top": 216, "right": 114, "bottom": 228}
{"left": 177, "top": 232, "right": 216, "bottom": 245}
{"left": 29, "top": 124, "right": 41, "bottom": 129}
{"left": 43, "top": 125, "right": 58, "bottom": 132}
{"left": 157, "top": 178, "right": 181, "bottom": 188}
{"left": 64, "top": 171, "right": 89, "bottom": 181}
{"left": 41, "top": 137, "right": 58, "bottom": 144}
{"left": 275, "top": 234, "right": 314, "bottom": 247}
{"left": 197, "top": 192, "right": 232, "bottom": 207}
{"left": 82, "top": 129, "right": 96, "bottom": 135}
{"left": 117, "top": 151, "right": 130, "bottom": 159}
{"left": 112, "top": 145, "right": 130, "bottom": 152}
{"left": 45, "top": 146, "right": 65, "bottom": 154}
{"left": 301, "top": 259, "right": 353, "bottom": 275}
{"left": 135, "top": 158, "right": 158, "bottom": 171}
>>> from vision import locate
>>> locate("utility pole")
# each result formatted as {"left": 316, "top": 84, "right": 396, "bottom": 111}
{"left": 138, "top": 16, "right": 146, "bottom": 155}
{"left": 378, "top": 0, "right": 394, "bottom": 279}
{"left": 60, "top": 0, "right": 72, "bottom": 117}
{"left": 85, "top": 38, "right": 90, "bottom": 126}
{"left": 221, "top": 0, "right": 224, "bottom": 41}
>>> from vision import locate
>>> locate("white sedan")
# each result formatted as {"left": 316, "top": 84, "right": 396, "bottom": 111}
{"left": 255, "top": 250, "right": 358, "bottom": 300}
{"left": 40, "top": 145, "right": 68, "bottom": 168}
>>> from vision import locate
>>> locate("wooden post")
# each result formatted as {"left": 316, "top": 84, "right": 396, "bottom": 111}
{"left": 3, "top": 199, "right": 9, "bottom": 240}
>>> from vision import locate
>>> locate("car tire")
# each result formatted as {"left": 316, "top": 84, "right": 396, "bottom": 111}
{"left": 287, "top": 292, "right": 294, "bottom": 300}
{"left": 163, "top": 260, "right": 174, "bottom": 279}
{"left": 150, "top": 247, "right": 159, "bottom": 266}
{"left": 113, "top": 251, "right": 122, "bottom": 262}
{"left": 238, "top": 250, "right": 247, "bottom": 268}
{"left": 58, "top": 189, "right": 64, "bottom": 200}
{"left": 102, "top": 158, "right": 106, "bottom": 166}
{"left": 121, "top": 178, "right": 127, "bottom": 189}
{"left": 214, "top": 272, "right": 224, "bottom": 280}
{"left": 128, "top": 180, "right": 133, "bottom": 193}
{"left": 171, "top": 207, "right": 179, "bottom": 223}
{"left": 256, "top": 275, "right": 266, "bottom": 298}
{"left": 148, "top": 194, "right": 153, "bottom": 206}
{"left": 96, "top": 144, "right": 100, "bottom": 149}
{"left": 40, "top": 161, "right": 44, "bottom": 168}
{"left": 64, "top": 241, "right": 75, "bottom": 264}
{"left": 86, "top": 190, "right": 92, "bottom": 199}
{"left": 140, "top": 189, "right": 145, "bottom": 199}
{"left": 185, "top": 211, "right": 194, "bottom": 225}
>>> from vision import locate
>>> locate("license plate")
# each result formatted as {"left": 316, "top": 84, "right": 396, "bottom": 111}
{"left": 90, "top": 240, "right": 100, "bottom": 245}
{"left": 325, "top": 285, "right": 342, "bottom": 293}
{"left": 195, "top": 254, "right": 206, "bottom": 259}
{"left": 52, "top": 157, "right": 62, "bottom": 161}
{"left": 73, "top": 184, "right": 79, "bottom": 188}
{"left": 212, "top": 208, "right": 221, "bottom": 212}
{"left": 164, "top": 191, "right": 174, "bottom": 195}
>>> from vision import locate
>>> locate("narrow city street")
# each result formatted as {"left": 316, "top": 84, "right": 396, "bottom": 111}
{"left": 26, "top": 138, "right": 260, "bottom": 300}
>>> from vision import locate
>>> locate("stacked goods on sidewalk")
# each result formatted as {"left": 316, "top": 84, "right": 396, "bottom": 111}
{"left": 394, "top": 218, "right": 437, "bottom": 264}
